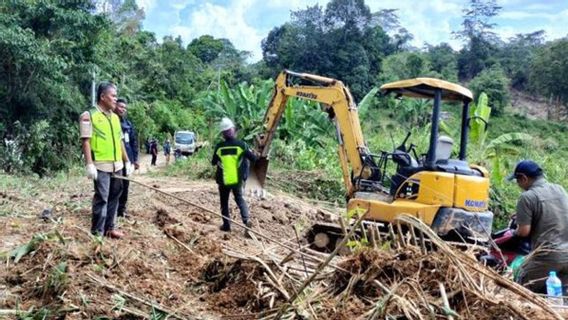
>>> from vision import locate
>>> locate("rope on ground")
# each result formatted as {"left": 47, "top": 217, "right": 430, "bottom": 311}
{"left": 113, "top": 175, "right": 348, "bottom": 272}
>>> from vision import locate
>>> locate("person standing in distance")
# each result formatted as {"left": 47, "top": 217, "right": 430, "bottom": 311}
{"left": 150, "top": 139, "right": 158, "bottom": 166}
{"left": 79, "top": 82, "right": 133, "bottom": 239}
{"left": 115, "top": 98, "right": 139, "bottom": 218}
{"left": 211, "top": 118, "right": 257, "bottom": 234}
{"left": 163, "top": 139, "right": 171, "bottom": 165}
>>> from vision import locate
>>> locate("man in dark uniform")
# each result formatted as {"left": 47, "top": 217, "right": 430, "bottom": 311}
{"left": 115, "top": 98, "right": 139, "bottom": 218}
{"left": 211, "top": 117, "right": 257, "bottom": 234}
{"left": 509, "top": 160, "right": 568, "bottom": 293}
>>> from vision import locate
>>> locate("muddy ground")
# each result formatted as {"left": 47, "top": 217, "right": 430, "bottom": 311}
{"left": 0, "top": 161, "right": 334, "bottom": 319}
{"left": 2, "top": 156, "right": 567, "bottom": 319}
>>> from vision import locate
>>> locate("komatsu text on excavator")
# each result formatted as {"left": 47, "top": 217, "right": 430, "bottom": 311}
{"left": 249, "top": 70, "right": 493, "bottom": 251}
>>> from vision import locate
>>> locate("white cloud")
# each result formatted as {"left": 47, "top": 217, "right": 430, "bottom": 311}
{"left": 141, "top": 0, "right": 568, "bottom": 63}
{"left": 170, "top": 2, "right": 264, "bottom": 60}
{"left": 136, "top": 0, "right": 158, "bottom": 12}
{"left": 497, "top": 8, "right": 568, "bottom": 40}
{"left": 367, "top": 0, "right": 463, "bottom": 48}
{"left": 500, "top": 10, "right": 559, "bottom": 20}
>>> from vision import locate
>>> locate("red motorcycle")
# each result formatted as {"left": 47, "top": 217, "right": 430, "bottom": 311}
{"left": 481, "top": 216, "right": 531, "bottom": 270}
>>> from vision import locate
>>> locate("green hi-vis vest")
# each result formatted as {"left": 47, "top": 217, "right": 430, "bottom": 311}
{"left": 216, "top": 146, "right": 244, "bottom": 186}
{"left": 89, "top": 108, "right": 122, "bottom": 162}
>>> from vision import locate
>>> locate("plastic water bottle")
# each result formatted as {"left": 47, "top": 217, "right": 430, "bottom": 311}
{"left": 546, "top": 271, "right": 563, "bottom": 305}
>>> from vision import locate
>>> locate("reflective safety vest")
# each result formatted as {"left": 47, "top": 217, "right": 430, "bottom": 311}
{"left": 216, "top": 145, "right": 244, "bottom": 186}
{"left": 89, "top": 108, "right": 122, "bottom": 162}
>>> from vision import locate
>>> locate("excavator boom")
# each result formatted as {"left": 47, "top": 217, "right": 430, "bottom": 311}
{"left": 249, "top": 70, "right": 373, "bottom": 197}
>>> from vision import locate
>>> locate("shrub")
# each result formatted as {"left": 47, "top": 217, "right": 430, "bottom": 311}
{"left": 469, "top": 65, "right": 510, "bottom": 115}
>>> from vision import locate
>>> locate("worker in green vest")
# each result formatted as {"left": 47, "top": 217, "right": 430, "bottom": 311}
{"left": 211, "top": 117, "right": 257, "bottom": 234}
{"left": 79, "top": 82, "right": 133, "bottom": 239}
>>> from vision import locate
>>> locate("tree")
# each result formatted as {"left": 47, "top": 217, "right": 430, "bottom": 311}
{"left": 453, "top": 0, "right": 501, "bottom": 41}
{"left": 468, "top": 65, "right": 510, "bottom": 115}
{"left": 454, "top": 0, "right": 502, "bottom": 80}
{"left": 372, "top": 9, "right": 413, "bottom": 51}
{"left": 425, "top": 43, "right": 458, "bottom": 82}
{"left": 0, "top": 0, "right": 106, "bottom": 174}
{"left": 498, "top": 30, "right": 545, "bottom": 90}
{"left": 188, "top": 35, "right": 225, "bottom": 64}
{"left": 379, "top": 52, "right": 433, "bottom": 83}
{"left": 260, "top": 0, "right": 395, "bottom": 99}
{"left": 108, "top": 0, "right": 145, "bottom": 35}
{"left": 529, "top": 38, "right": 568, "bottom": 105}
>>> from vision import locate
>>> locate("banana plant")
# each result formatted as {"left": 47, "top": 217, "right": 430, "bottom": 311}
{"left": 466, "top": 92, "right": 533, "bottom": 185}
{"left": 196, "top": 80, "right": 273, "bottom": 143}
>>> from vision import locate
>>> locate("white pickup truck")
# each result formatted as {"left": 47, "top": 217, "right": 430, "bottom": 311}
{"left": 174, "top": 131, "right": 197, "bottom": 156}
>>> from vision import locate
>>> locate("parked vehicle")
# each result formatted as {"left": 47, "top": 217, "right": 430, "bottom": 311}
{"left": 174, "top": 131, "right": 196, "bottom": 156}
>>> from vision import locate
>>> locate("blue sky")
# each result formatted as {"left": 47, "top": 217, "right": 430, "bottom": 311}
{"left": 136, "top": 0, "right": 568, "bottom": 62}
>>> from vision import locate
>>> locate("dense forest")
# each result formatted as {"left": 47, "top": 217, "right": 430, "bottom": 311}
{"left": 1, "top": 0, "right": 567, "bottom": 223}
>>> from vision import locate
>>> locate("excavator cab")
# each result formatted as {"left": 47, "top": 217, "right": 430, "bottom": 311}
{"left": 380, "top": 78, "right": 484, "bottom": 197}
{"left": 250, "top": 70, "right": 493, "bottom": 251}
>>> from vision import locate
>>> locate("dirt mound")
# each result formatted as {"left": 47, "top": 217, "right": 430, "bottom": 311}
{"left": 0, "top": 176, "right": 325, "bottom": 319}
{"left": 323, "top": 247, "right": 549, "bottom": 319}
{"left": 203, "top": 259, "right": 274, "bottom": 312}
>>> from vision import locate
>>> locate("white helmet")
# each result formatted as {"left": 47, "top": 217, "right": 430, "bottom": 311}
{"left": 219, "top": 117, "right": 235, "bottom": 132}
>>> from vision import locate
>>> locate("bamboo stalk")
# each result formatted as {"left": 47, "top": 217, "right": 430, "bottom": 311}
{"left": 368, "top": 225, "right": 377, "bottom": 248}
{"left": 395, "top": 222, "right": 405, "bottom": 247}
{"left": 116, "top": 175, "right": 350, "bottom": 272}
{"left": 86, "top": 273, "right": 191, "bottom": 320}
{"left": 388, "top": 224, "right": 399, "bottom": 249}
{"left": 273, "top": 210, "right": 369, "bottom": 319}
{"left": 438, "top": 282, "right": 455, "bottom": 320}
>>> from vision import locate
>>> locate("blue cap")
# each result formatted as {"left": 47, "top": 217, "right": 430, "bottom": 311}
{"left": 550, "top": 271, "right": 557, "bottom": 277}
{"left": 507, "top": 160, "right": 543, "bottom": 181}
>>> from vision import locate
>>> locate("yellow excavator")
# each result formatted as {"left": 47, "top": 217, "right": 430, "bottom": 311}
{"left": 249, "top": 70, "right": 493, "bottom": 251}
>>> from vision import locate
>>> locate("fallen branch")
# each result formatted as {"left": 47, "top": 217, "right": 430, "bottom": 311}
{"left": 87, "top": 273, "right": 194, "bottom": 320}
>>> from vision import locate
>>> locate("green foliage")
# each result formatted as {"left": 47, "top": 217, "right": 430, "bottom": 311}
{"left": 425, "top": 43, "right": 459, "bottom": 82}
{"left": 16, "top": 307, "right": 51, "bottom": 320}
{"left": 529, "top": 38, "right": 568, "bottom": 105}
{"left": 498, "top": 31, "right": 545, "bottom": 90}
{"left": 469, "top": 65, "right": 510, "bottom": 115}
{"left": 261, "top": 0, "right": 397, "bottom": 99}
{"left": 469, "top": 92, "right": 491, "bottom": 147}
{"left": 454, "top": 0, "right": 502, "bottom": 79}
{"left": 0, "top": 0, "right": 252, "bottom": 175}
{"left": 45, "top": 261, "right": 69, "bottom": 296}
{"left": 188, "top": 35, "right": 225, "bottom": 63}
{"left": 379, "top": 52, "right": 433, "bottom": 83}
{"left": 9, "top": 233, "right": 49, "bottom": 263}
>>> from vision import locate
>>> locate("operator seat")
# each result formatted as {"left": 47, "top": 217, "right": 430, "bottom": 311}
{"left": 390, "top": 135, "right": 455, "bottom": 196}
{"left": 435, "top": 135, "right": 453, "bottom": 163}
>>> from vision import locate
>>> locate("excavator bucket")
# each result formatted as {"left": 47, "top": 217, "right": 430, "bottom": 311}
{"left": 245, "top": 156, "right": 269, "bottom": 198}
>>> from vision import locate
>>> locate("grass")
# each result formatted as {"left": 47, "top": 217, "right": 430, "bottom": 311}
{"left": 4, "top": 108, "right": 568, "bottom": 231}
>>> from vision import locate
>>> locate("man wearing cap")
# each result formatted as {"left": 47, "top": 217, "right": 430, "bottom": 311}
{"left": 211, "top": 117, "right": 257, "bottom": 234}
{"left": 508, "top": 160, "right": 568, "bottom": 293}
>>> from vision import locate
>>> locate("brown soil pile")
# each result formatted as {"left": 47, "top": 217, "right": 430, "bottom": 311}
{"left": 202, "top": 258, "right": 285, "bottom": 314}
{"left": 317, "top": 247, "right": 554, "bottom": 320}
{"left": 0, "top": 176, "right": 321, "bottom": 319}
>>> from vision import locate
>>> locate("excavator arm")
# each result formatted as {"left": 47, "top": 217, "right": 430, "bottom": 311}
{"left": 250, "top": 70, "right": 380, "bottom": 198}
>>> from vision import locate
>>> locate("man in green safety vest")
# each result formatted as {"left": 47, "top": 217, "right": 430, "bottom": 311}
{"left": 211, "top": 117, "right": 257, "bottom": 234}
{"left": 79, "top": 82, "right": 133, "bottom": 239}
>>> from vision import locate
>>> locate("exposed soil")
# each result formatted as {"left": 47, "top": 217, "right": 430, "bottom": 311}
{"left": 0, "top": 166, "right": 322, "bottom": 319}
{"left": 1, "top": 157, "right": 567, "bottom": 319}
